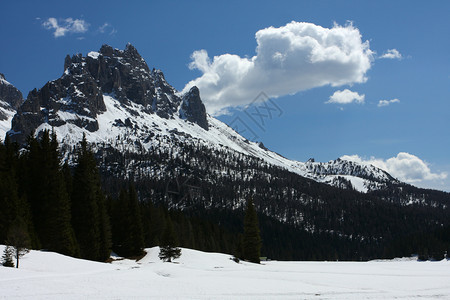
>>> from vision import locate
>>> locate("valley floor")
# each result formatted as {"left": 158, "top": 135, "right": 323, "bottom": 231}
{"left": 0, "top": 246, "right": 449, "bottom": 299}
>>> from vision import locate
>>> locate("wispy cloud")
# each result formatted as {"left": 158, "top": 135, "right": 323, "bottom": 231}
{"left": 97, "top": 22, "right": 109, "bottom": 33}
{"left": 379, "top": 49, "right": 402, "bottom": 60}
{"left": 184, "top": 21, "right": 374, "bottom": 115}
{"left": 378, "top": 98, "right": 400, "bottom": 107}
{"left": 326, "top": 89, "right": 365, "bottom": 105}
{"left": 42, "top": 17, "right": 89, "bottom": 38}
{"left": 97, "top": 22, "right": 116, "bottom": 35}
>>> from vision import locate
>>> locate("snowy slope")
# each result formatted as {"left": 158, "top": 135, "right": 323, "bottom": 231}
{"left": 1, "top": 245, "right": 449, "bottom": 299}
{"left": 8, "top": 45, "right": 398, "bottom": 193}
{"left": 0, "top": 101, "right": 16, "bottom": 138}
{"left": 32, "top": 93, "right": 395, "bottom": 193}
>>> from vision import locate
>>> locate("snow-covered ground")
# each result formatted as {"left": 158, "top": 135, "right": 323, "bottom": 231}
{"left": 1, "top": 246, "right": 449, "bottom": 299}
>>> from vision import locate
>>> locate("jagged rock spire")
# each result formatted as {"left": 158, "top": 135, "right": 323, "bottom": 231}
{"left": 180, "top": 86, "right": 208, "bottom": 130}
{"left": 8, "top": 44, "right": 210, "bottom": 144}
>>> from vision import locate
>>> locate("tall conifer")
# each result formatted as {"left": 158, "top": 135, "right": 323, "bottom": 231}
{"left": 20, "top": 131, "right": 78, "bottom": 256}
{"left": 242, "top": 197, "right": 261, "bottom": 263}
{"left": 71, "top": 134, "right": 111, "bottom": 261}
{"left": 159, "top": 217, "right": 181, "bottom": 262}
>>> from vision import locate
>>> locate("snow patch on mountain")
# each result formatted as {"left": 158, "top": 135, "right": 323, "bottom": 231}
{"left": 38, "top": 91, "right": 394, "bottom": 193}
{"left": 0, "top": 101, "right": 16, "bottom": 137}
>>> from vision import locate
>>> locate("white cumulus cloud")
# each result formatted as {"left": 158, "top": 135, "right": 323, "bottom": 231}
{"left": 326, "top": 89, "right": 365, "bottom": 104}
{"left": 378, "top": 98, "right": 400, "bottom": 107}
{"left": 379, "top": 49, "right": 402, "bottom": 60}
{"left": 341, "top": 153, "right": 448, "bottom": 184}
{"left": 42, "top": 17, "right": 89, "bottom": 38}
{"left": 183, "top": 21, "right": 374, "bottom": 115}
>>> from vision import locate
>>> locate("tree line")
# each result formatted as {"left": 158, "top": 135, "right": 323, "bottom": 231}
{"left": 1, "top": 131, "right": 449, "bottom": 266}
{"left": 1, "top": 131, "right": 262, "bottom": 266}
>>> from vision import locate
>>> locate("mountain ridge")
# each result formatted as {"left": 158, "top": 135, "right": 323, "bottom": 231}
{"left": 1, "top": 44, "right": 440, "bottom": 195}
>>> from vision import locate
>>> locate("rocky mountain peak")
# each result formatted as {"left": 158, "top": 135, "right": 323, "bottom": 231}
{"left": 8, "top": 44, "right": 210, "bottom": 144}
{"left": 179, "top": 86, "right": 208, "bottom": 130}
{"left": 0, "top": 73, "right": 23, "bottom": 111}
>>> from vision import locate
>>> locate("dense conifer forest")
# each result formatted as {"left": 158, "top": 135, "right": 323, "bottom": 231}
{"left": 1, "top": 132, "right": 449, "bottom": 262}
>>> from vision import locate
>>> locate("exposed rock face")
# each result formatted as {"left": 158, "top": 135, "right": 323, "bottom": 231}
{"left": 0, "top": 73, "right": 23, "bottom": 120}
{"left": 0, "top": 73, "right": 24, "bottom": 137}
{"left": 10, "top": 56, "right": 105, "bottom": 143}
{"left": 180, "top": 86, "right": 208, "bottom": 130}
{"left": 8, "top": 44, "right": 208, "bottom": 144}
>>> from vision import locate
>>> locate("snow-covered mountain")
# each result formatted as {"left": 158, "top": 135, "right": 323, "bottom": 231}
{"left": 0, "top": 73, "right": 23, "bottom": 138}
{"left": 4, "top": 44, "right": 450, "bottom": 251}
{"left": 7, "top": 44, "right": 398, "bottom": 194}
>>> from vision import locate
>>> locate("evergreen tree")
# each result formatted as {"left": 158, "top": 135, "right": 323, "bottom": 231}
{"left": 1, "top": 246, "right": 14, "bottom": 267}
{"left": 111, "top": 185, "right": 144, "bottom": 257}
{"left": 20, "top": 131, "right": 78, "bottom": 256}
{"left": 0, "top": 138, "right": 19, "bottom": 243}
{"left": 242, "top": 197, "right": 261, "bottom": 263}
{"left": 128, "top": 184, "right": 144, "bottom": 256}
{"left": 111, "top": 189, "right": 129, "bottom": 256}
{"left": 71, "top": 134, "right": 111, "bottom": 261}
{"left": 159, "top": 217, "right": 181, "bottom": 262}
{"left": 97, "top": 190, "right": 112, "bottom": 261}
{"left": 6, "top": 218, "right": 31, "bottom": 268}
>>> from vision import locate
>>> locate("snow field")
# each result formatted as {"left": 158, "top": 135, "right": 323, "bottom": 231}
{"left": 1, "top": 245, "right": 449, "bottom": 299}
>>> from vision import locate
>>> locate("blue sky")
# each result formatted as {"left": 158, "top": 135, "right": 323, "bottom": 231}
{"left": 1, "top": 0, "right": 449, "bottom": 191}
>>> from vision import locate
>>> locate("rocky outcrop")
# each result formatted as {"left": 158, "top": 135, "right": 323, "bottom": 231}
{"left": 9, "top": 44, "right": 210, "bottom": 144}
{"left": 179, "top": 86, "right": 208, "bottom": 130}
{"left": 0, "top": 73, "right": 23, "bottom": 120}
{"left": 0, "top": 74, "right": 24, "bottom": 138}
{"left": 10, "top": 57, "right": 105, "bottom": 144}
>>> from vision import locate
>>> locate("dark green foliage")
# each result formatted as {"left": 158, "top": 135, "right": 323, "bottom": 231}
{"left": 0, "top": 136, "right": 20, "bottom": 243}
{"left": 159, "top": 217, "right": 181, "bottom": 262}
{"left": 71, "top": 134, "right": 111, "bottom": 261}
{"left": 19, "top": 131, "right": 78, "bottom": 256}
{"left": 110, "top": 185, "right": 144, "bottom": 257}
{"left": 385, "top": 225, "right": 450, "bottom": 261}
{"left": 2, "top": 246, "right": 15, "bottom": 267}
{"left": 6, "top": 218, "right": 31, "bottom": 268}
{"left": 141, "top": 201, "right": 165, "bottom": 247}
{"left": 242, "top": 198, "right": 261, "bottom": 263}
{"left": 97, "top": 190, "right": 112, "bottom": 261}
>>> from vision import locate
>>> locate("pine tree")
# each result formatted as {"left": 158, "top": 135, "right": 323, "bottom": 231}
{"left": 7, "top": 218, "right": 31, "bottom": 268}
{"left": 1, "top": 246, "right": 14, "bottom": 267}
{"left": 0, "top": 138, "right": 19, "bottom": 244}
{"left": 71, "top": 134, "right": 111, "bottom": 261}
{"left": 128, "top": 184, "right": 144, "bottom": 256}
{"left": 242, "top": 197, "right": 261, "bottom": 263}
{"left": 111, "top": 185, "right": 144, "bottom": 257}
{"left": 20, "top": 131, "right": 78, "bottom": 256}
{"left": 159, "top": 217, "right": 181, "bottom": 262}
{"left": 97, "top": 190, "right": 112, "bottom": 261}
